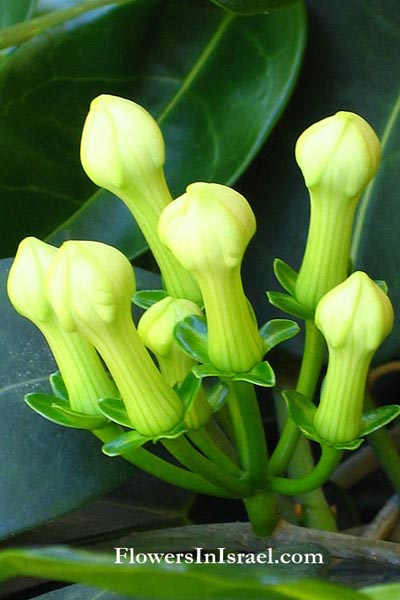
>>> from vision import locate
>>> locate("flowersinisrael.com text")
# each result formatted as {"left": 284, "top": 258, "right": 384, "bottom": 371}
{"left": 114, "top": 547, "right": 324, "bottom": 566}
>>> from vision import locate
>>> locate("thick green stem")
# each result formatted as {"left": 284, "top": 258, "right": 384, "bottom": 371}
{"left": 94, "top": 425, "right": 229, "bottom": 497}
{"left": 269, "top": 321, "right": 325, "bottom": 476}
{"left": 271, "top": 446, "right": 342, "bottom": 496}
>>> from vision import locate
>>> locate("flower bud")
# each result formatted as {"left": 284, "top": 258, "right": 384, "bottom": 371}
{"left": 80, "top": 94, "right": 200, "bottom": 303}
{"left": 7, "top": 237, "right": 116, "bottom": 415}
{"left": 294, "top": 111, "right": 381, "bottom": 311}
{"left": 159, "top": 182, "right": 263, "bottom": 373}
{"left": 313, "top": 271, "right": 393, "bottom": 443}
{"left": 138, "top": 297, "right": 211, "bottom": 429}
{"left": 46, "top": 240, "right": 184, "bottom": 436}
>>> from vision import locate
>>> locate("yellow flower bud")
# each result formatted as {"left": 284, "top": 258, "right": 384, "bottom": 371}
{"left": 314, "top": 272, "right": 393, "bottom": 443}
{"left": 294, "top": 111, "right": 381, "bottom": 311}
{"left": 159, "top": 182, "right": 263, "bottom": 373}
{"left": 7, "top": 237, "right": 116, "bottom": 415}
{"left": 138, "top": 297, "right": 211, "bottom": 430}
{"left": 80, "top": 94, "right": 200, "bottom": 303}
{"left": 46, "top": 240, "right": 184, "bottom": 436}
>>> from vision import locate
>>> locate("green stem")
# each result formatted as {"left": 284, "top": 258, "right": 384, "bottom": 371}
{"left": 226, "top": 381, "right": 269, "bottom": 488}
{"left": 271, "top": 446, "right": 342, "bottom": 496}
{"left": 269, "top": 320, "right": 325, "bottom": 476}
{"left": 162, "top": 436, "right": 251, "bottom": 497}
{"left": 187, "top": 429, "right": 242, "bottom": 477}
{"left": 94, "top": 425, "right": 230, "bottom": 498}
{"left": 0, "top": 0, "right": 150, "bottom": 50}
{"left": 365, "top": 392, "right": 400, "bottom": 495}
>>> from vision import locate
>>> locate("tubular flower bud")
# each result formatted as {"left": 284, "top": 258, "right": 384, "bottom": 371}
{"left": 80, "top": 94, "right": 200, "bottom": 303}
{"left": 46, "top": 240, "right": 184, "bottom": 436}
{"left": 294, "top": 111, "right": 381, "bottom": 311}
{"left": 7, "top": 237, "right": 116, "bottom": 415}
{"left": 313, "top": 272, "right": 394, "bottom": 443}
{"left": 158, "top": 182, "right": 264, "bottom": 373}
{"left": 138, "top": 297, "right": 211, "bottom": 429}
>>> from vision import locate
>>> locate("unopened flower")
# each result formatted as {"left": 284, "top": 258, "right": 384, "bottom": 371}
{"left": 138, "top": 297, "right": 211, "bottom": 429}
{"left": 294, "top": 111, "right": 381, "bottom": 311}
{"left": 46, "top": 240, "right": 184, "bottom": 436}
{"left": 80, "top": 94, "right": 200, "bottom": 303}
{"left": 7, "top": 237, "right": 116, "bottom": 415}
{"left": 313, "top": 271, "right": 393, "bottom": 443}
{"left": 159, "top": 182, "right": 264, "bottom": 373}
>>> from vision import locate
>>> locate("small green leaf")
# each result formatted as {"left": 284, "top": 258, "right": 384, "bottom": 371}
{"left": 132, "top": 289, "right": 170, "bottom": 310}
{"left": 176, "top": 371, "right": 202, "bottom": 414}
{"left": 374, "top": 280, "right": 389, "bottom": 295}
{"left": 25, "top": 394, "right": 108, "bottom": 431}
{"left": 49, "top": 371, "right": 68, "bottom": 400}
{"left": 206, "top": 381, "right": 229, "bottom": 413}
{"left": 152, "top": 423, "right": 187, "bottom": 443}
{"left": 273, "top": 258, "right": 298, "bottom": 296}
{"left": 360, "top": 404, "right": 400, "bottom": 437}
{"left": 267, "top": 291, "right": 314, "bottom": 320}
{"left": 102, "top": 430, "right": 150, "bottom": 457}
{"left": 259, "top": 318, "right": 300, "bottom": 353}
{"left": 174, "top": 316, "right": 209, "bottom": 363}
{"left": 283, "top": 390, "right": 318, "bottom": 441}
{"left": 192, "top": 364, "right": 226, "bottom": 379}
{"left": 98, "top": 398, "right": 131, "bottom": 428}
{"left": 283, "top": 390, "right": 365, "bottom": 451}
{"left": 232, "top": 361, "right": 276, "bottom": 387}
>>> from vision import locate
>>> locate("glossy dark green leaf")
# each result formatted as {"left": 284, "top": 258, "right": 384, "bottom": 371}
{"left": 133, "top": 289, "right": 170, "bottom": 310}
{"left": 0, "top": 0, "right": 306, "bottom": 257}
{"left": 102, "top": 430, "right": 150, "bottom": 457}
{"left": 25, "top": 393, "right": 108, "bottom": 430}
{"left": 360, "top": 404, "right": 400, "bottom": 437}
{"left": 49, "top": 371, "right": 68, "bottom": 400}
{"left": 175, "top": 316, "right": 209, "bottom": 363}
{"left": 267, "top": 291, "right": 313, "bottom": 320}
{"left": 209, "top": 0, "right": 298, "bottom": 15}
{"left": 98, "top": 398, "right": 132, "bottom": 428}
{"left": 0, "top": 545, "right": 364, "bottom": 599}
{"left": 206, "top": 381, "right": 229, "bottom": 413}
{"left": 242, "top": 0, "right": 400, "bottom": 363}
{"left": 259, "top": 319, "right": 300, "bottom": 353}
{"left": 0, "top": 0, "right": 34, "bottom": 30}
{"left": 0, "top": 259, "right": 162, "bottom": 541}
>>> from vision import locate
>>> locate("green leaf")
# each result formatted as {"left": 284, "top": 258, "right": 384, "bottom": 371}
{"left": 25, "top": 393, "right": 108, "bottom": 430}
{"left": 283, "top": 390, "right": 364, "bottom": 451}
{"left": 133, "top": 289, "right": 170, "bottom": 310}
{"left": 102, "top": 430, "right": 150, "bottom": 457}
{"left": 0, "top": 0, "right": 35, "bottom": 31}
{"left": 0, "top": 0, "right": 306, "bottom": 257}
{"left": 193, "top": 363, "right": 227, "bottom": 379}
{"left": 232, "top": 361, "right": 276, "bottom": 387}
{"left": 98, "top": 398, "right": 132, "bottom": 428}
{"left": 49, "top": 371, "right": 68, "bottom": 400}
{"left": 0, "top": 545, "right": 365, "bottom": 599}
{"left": 360, "top": 404, "right": 400, "bottom": 437}
{"left": 273, "top": 258, "right": 298, "bottom": 296}
{"left": 363, "top": 583, "right": 400, "bottom": 600}
{"left": 283, "top": 390, "right": 317, "bottom": 441}
{"left": 174, "top": 316, "right": 209, "bottom": 363}
{"left": 176, "top": 371, "right": 202, "bottom": 414}
{"left": 206, "top": 381, "right": 229, "bottom": 413}
{"left": 267, "top": 291, "right": 313, "bottom": 320}
{"left": 208, "top": 0, "right": 299, "bottom": 14}
{"left": 259, "top": 318, "right": 300, "bottom": 353}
